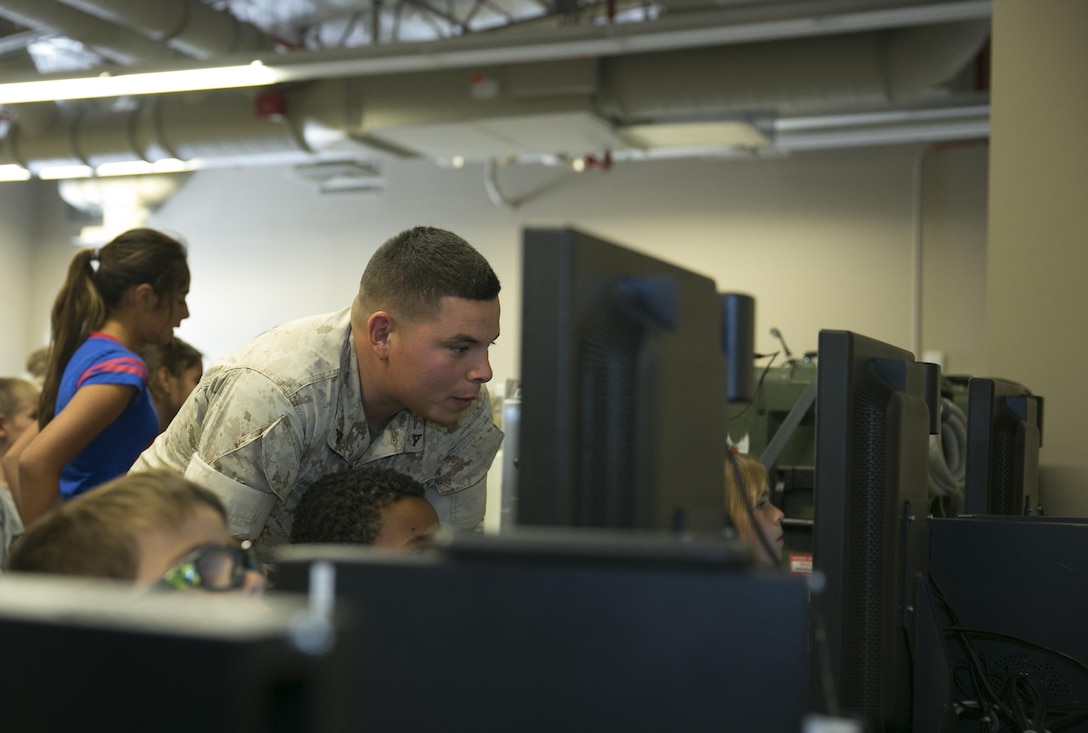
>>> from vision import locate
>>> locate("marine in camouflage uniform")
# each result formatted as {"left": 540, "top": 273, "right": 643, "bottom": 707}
{"left": 133, "top": 227, "right": 503, "bottom": 563}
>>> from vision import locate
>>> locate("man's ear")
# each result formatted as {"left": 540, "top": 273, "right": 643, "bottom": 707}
{"left": 0, "top": 415, "right": 7, "bottom": 441}
{"left": 367, "top": 312, "right": 395, "bottom": 360}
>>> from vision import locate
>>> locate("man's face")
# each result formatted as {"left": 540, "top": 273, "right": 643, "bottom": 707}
{"left": 386, "top": 296, "right": 499, "bottom": 425}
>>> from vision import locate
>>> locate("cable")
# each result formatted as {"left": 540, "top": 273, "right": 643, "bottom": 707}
{"left": 728, "top": 350, "right": 779, "bottom": 422}
{"left": 931, "top": 577, "right": 1088, "bottom": 732}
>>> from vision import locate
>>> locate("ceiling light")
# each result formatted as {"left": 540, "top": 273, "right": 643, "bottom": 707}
{"left": 0, "top": 164, "right": 31, "bottom": 182}
{"left": 623, "top": 121, "right": 771, "bottom": 150}
{"left": 95, "top": 159, "right": 196, "bottom": 177}
{"left": 38, "top": 164, "right": 93, "bottom": 180}
{"left": 0, "top": 61, "right": 282, "bottom": 105}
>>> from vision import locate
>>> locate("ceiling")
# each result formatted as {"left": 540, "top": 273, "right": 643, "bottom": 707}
{"left": 0, "top": 0, "right": 992, "bottom": 191}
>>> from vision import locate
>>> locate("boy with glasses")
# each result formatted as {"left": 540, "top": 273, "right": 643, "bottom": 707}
{"left": 5, "top": 470, "right": 265, "bottom": 595}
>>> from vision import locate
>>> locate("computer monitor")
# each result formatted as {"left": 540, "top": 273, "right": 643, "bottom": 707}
{"left": 274, "top": 530, "right": 811, "bottom": 733}
{"left": 812, "top": 330, "right": 940, "bottom": 731}
{"left": 962, "top": 377, "right": 1044, "bottom": 515}
{"left": 516, "top": 227, "right": 730, "bottom": 534}
{"left": 0, "top": 575, "right": 348, "bottom": 733}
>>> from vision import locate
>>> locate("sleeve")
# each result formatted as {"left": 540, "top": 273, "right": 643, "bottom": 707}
{"left": 135, "top": 367, "right": 305, "bottom": 539}
{"left": 77, "top": 352, "right": 147, "bottom": 390}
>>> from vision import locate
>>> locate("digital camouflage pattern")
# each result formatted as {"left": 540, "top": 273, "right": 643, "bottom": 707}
{"left": 133, "top": 308, "right": 503, "bottom": 563}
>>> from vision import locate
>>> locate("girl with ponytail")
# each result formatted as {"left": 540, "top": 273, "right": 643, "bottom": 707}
{"left": 13, "top": 228, "right": 190, "bottom": 525}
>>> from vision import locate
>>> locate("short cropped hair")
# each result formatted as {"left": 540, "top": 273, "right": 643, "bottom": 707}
{"left": 723, "top": 452, "right": 769, "bottom": 537}
{"left": 6, "top": 470, "right": 226, "bottom": 581}
{"left": 352, "top": 226, "right": 500, "bottom": 325}
{"left": 290, "top": 466, "right": 428, "bottom": 545}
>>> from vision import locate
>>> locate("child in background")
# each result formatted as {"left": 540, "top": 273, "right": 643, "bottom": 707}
{"left": 14, "top": 228, "right": 190, "bottom": 526}
{"left": 139, "top": 336, "right": 203, "bottom": 434}
{"left": 0, "top": 378, "right": 39, "bottom": 568}
{"left": 289, "top": 466, "right": 439, "bottom": 551}
{"left": 724, "top": 452, "right": 785, "bottom": 567}
{"left": 23, "top": 347, "right": 49, "bottom": 389}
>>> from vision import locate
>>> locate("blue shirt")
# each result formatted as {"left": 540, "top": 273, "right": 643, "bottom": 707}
{"left": 57, "top": 333, "right": 158, "bottom": 500}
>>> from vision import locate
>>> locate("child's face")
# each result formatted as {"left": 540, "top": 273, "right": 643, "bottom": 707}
{"left": 739, "top": 484, "right": 785, "bottom": 567}
{"left": 372, "top": 497, "right": 439, "bottom": 551}
{"left": 133, "top": 504, "right": 266, "bottom": 595}
{"left": 1, "top": 397, "right": 37, "bottom": 450}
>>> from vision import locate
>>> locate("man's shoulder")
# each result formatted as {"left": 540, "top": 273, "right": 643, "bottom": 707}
{"left": 213, "top": 308, "right": 352, "bottom": 384}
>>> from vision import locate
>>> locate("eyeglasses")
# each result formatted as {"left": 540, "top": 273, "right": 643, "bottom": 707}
{"left": 156, "top": 541, "right": 260, "bottom": 593}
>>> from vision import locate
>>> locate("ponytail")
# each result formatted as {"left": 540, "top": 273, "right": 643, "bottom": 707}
{"left": 38, "top": 228, "right": 189, "bottom": 429}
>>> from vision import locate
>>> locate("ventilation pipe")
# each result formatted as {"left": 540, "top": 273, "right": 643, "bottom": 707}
{"left": 597, "top": 20, "right": 991, "bottom": 120}
{"left": 0, "top": 21, "right": 991, "bottom": 173}
{"left": 58, "top": 172, "right": 191, "bottom": 244}
{"left": 0, "top": 0, "right": 184, "bottom": 64}
{"left": 55, "top": 0, "right": 277, "bottom": 59}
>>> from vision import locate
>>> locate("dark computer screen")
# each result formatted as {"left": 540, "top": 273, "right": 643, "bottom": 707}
{"left": 963, "top": 377, "right": 1044, "bottom": 515}
{"left": 516, "top": 227, "right": 730, "bottom": 534}
{"left": 274, "top": 531, "right": 811, "bottom": 733}
{"left": 812, "top": 329, "right": 940, "bottom": 731}
{"left": 0, "top": 576, "right": 348, "bottom": 733}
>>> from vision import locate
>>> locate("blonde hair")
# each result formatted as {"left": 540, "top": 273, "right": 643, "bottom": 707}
{"left": 723, "top": 452, "right": 769, "bottom": 536}
{"left": 6, "top": 470, "right": 225, "bottom": 580}
{"left": 0, "top": 377, "right": 38, "bottom": 421}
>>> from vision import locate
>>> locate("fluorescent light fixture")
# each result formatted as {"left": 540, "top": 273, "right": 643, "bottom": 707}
{"left": 624, "top": 121, "right": 771, "bottom": 149}
{"left": 0, "top": 61, "right": 281, "bottom": 105}
{"left": 95, "top": 159, "right": 196, "bottom": 177}
{"left": 38, "top": 164, "right": 94, "bottom": 180}
{"left": 0, "top": 164, "right": 31, "bottom": 181}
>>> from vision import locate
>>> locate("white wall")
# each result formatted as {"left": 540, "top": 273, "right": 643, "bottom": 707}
{"left": 0, "top": 180, "right": 45, "bottom": 375}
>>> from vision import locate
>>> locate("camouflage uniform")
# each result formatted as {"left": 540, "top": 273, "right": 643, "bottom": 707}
{"left": 133, "top": 308, "right": 503, "bottom": 561}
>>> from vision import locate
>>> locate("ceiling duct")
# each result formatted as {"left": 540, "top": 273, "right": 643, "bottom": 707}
{"left": 53, "top": 0, "right": 276, "bottom": 59}
{"left": 0, "top": 15, "right": 991, "bottom": 173}
{"left": 597, "top": 19, "right": 990, "bottom": 121}
{"left": 0, "top": 0, "right": 184, "bottom": 65}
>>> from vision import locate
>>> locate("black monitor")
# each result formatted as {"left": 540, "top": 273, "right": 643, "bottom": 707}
{"left": 0, "top": 575, "right": 348, "bottom": 733}
{"left": 812, "top": 330, "right": 940, "bottom": 731}
{"left": 274, "top": 530, "right": 812, "bottom": 732}
{"left": 963, "top": 377, "right": 1044, "bottom": 516}
{"left": 516, "top": 227, "right": 730, "bottom": 534}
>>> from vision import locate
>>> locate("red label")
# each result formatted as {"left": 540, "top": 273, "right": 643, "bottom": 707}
{"left": 789, "top": 553, "right": 813, "bottom": 576}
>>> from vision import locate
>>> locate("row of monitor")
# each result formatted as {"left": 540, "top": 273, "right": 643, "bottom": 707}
{"left": 512, "top": 227, "right": 1047, "bottom": 730}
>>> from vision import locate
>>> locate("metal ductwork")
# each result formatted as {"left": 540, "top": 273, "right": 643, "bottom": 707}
{"left": 56, "top": 0, "right": 276, "bottom": 59}
{"left": 0, "top": 0, "right": 184, "bottom": 65}
{"left": 0, "top": 0, "right": 275, "bottom": 66}
{"left": 0, "top": 11, "right": 991, "bottom": 173}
